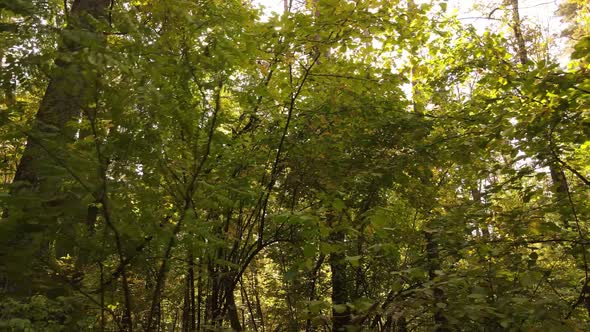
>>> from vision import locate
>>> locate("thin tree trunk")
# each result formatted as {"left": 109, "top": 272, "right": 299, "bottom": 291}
{"left": 226, "top": 282, "right": 242, "bottom": 331}
{"left": 240, "top": 278, "right": 259, "bottom": 332}
{"left": 471, "top": 187, "right": 490, "bottom": 237}
{"left": 156, "top": 301, "right": 161, "bottom": 332}
{"left": 207, "top": 261, "right": 221, "bottom": 330}
{"left": 550, "top": 166, "right": 571, "bottom": 225}
{"left": 395, "top": 316, "right": 408, "bottom": 332}
{"left": 204, "top": 260, "right": 212, "bottom": 328}
{"left": 329, "top": 225, "right": 350, "bottom": 331}
{"left": 506, "top": 0, "right": 528, "bottom": 65}
{"left": 508, "top": 2, "right": 590, "bottom": 323}
{"left": 172, "top": 307, "right": 179, "bottom": 332}
{"left": 197, "top": 258, "right": 203, "bottom": 331}
{"left": 183, "top": 276, "right": 191, "bottom": 332}
{"left": 205, "top": 256, "right": 228, "bottom": 330}
{"left": 305, "top": 253, "right": 325, "bottom": 332}
{"left": 425, "top": 231, "right": 449, "bottom": 332}
{"left": 252, "top": 267, "right": 265, "bottom": 332}
{"left": 189, "top": 253, "right": 196, "bottom": 331}
{"left": 354, "top": 231, "right": 365, "bottom": 300}
{"left": 100, "top": 262, "right": 105, "bottom": 332}
{"left": 507, "top": 0, "right": 568, "bottom": 226}
{"left": 383, "top": 317, "right": 393, "bottom": 332}
{"left": 183, "top": 252, "right": 196, "bottom": 331}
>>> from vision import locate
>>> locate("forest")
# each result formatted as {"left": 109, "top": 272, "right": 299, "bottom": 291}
{"left": 0, "top": 0, "right": 589, "bottom": 331}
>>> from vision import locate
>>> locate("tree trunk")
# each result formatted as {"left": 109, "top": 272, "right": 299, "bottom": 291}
{"left": 182, "top": 252, "right": 196, "bottom": 332}
{"left": 252, "top": 267, "right": 265, "bottom": 332}
{"left": 182, "top": 281, "right": 190, "bottom": 332}
{"left": 506, "top": 0, "right": 528, "bottom": 65}
{"left": 471, "top": 187, "right": 490, "bottom": 237}
{"left": 425, "top": 231, "right": 449, "bottom": 332}
{"left": 395, "top": 316, "right": 408, "bottom": 332}
{"left": 550, "top": 165, "right": 571, "bottom": 225}
{"left": 226, "top": 282, "right": 242, "bottom": 331}
{"left": 507, "top": 2, "right": 590, "bottom": 324}
{"left": 305, "top": 253, "right": 325, "bottom": 332}
{"left": 506, "top": 1, "right": 569, "bottom": 218}
{"left": 240, "top": 278, "right": 259, "bottom": 332}
{"left": 197, "top": 258, "right": 203, "bottom": 331}
{"left": 206, "top": 260, "right": 221, "bottom": 330}
{"left": 189, "top": 254, "right": 196, "bottom": 331}
{"left": 6, "top": 0, "right": 110, "bottom": 297}
{"left": 330, "top": 226, "right": 350, "bottom": 331}
{"left": 13, "top": 0, "right": 109, "bottom": 187}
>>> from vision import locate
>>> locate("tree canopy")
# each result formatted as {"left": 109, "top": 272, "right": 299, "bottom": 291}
{"left": 0, "top": 0, "right": 589, "bottom": 331}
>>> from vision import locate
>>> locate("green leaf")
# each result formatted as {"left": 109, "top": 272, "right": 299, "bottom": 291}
{"left": 333, "top": 304, "right": 348, "bottom": 314}
{"left": 345, "top": 255, "right": 361, "bottom": 267}
{"left": 332, "top": 199, "right": 345, "bottom": 212}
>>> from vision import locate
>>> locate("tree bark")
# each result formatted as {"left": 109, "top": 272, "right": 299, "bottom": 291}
{"left": 6, "top": 0, "right": 110, "bottom": 298}
{"left": 471, "top": 187, "right": 490, "bottom": 237}
{"left": 550, "top": 165, "right": 571, "bottom": 225}
{"left": 329, "top": 218, "right": 350, "bottom": 331}
{"left": 197, "top": 258, "right": 203, "bottom": 331}
{"left": 425, "top": 231, "right": 449, "bottom": 332}
{"left": 305, "top": 253, "right": 325, "bottom": 332}
{"left": 506, "top": 0, "right": 528, "bottom": 65}
{"left": 182, "top": 252, "right": 196, "bottom": 331}
{"left": 13, "top": 0, "right": 109, "bottom": 188}
{"left": 189, "top": 253, "right": 196, "bottom": 331}
{"left": 240, "top": 279, "right": 259, "bottom": 332}
{"left": 226, "top": 282, "right": 242, "bottom": 331}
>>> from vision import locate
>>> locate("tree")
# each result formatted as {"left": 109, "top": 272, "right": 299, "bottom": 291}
{"left": 1, "top": 0, "right": 589, "bottom": 331}
{"left": 2, "top": 0, "right": 111, "bottom": 293}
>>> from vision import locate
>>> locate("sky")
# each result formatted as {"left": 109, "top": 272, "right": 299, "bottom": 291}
{"left": 449, "top": 0, "right": 562, "bottom": 27}
{"left": 253, "top": 0, "right": 568, "bottom": 62}
{"left": 255, "top": 0, "right": 563, "bottom": 25}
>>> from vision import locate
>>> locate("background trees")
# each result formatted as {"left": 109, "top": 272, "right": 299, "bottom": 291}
{"left": 0, "top": 0, "right": 589, "bottom": 331}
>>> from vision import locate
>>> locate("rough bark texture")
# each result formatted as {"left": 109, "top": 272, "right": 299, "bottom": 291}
{"left": 13, "top": 0, "right": 109, "bottom": 188}
{"left": 5, "top": 0, "right": 110, "bottom": 297}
